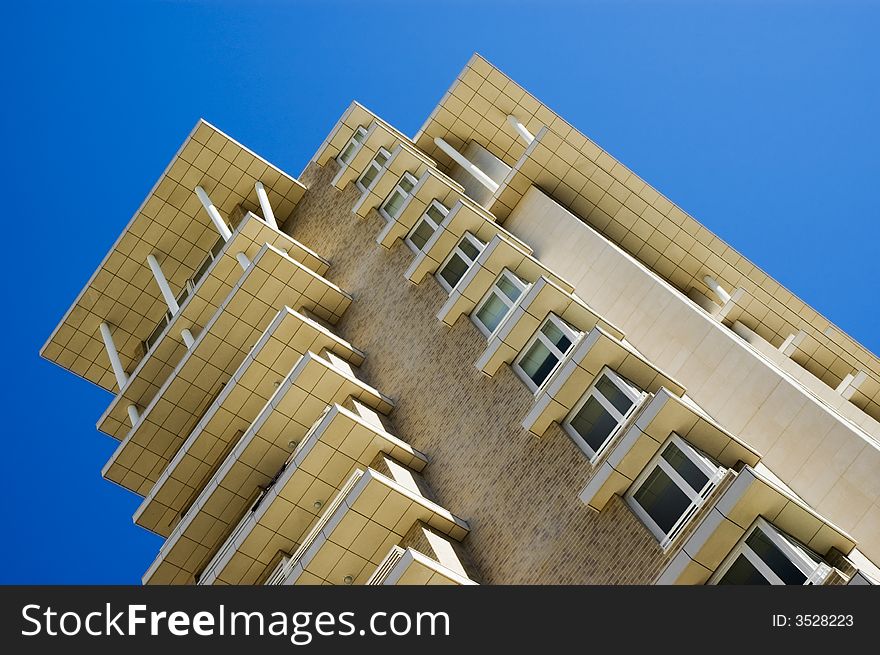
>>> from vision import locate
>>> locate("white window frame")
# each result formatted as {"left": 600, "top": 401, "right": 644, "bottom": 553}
{"left": 626, "top": 433, "right": 723, "bottom": 549}
{"left": 709, "top": 517, "right": 832, "bottom": 585}
{"left": 471, "top": 268, "right": 530, "bottom": 338}
{"left": 563, "top": 366, "right": 646, "bottom": 461}
{"left": 405, "top": 200, "right": 448, "bottom": 254}
{"left": 513, "top": 313, "right": 582, "bottom": 393}
{"left": 379, "top": 171, "right": 419, "bottom": 221}
{"left": 436, "top": 232, "right": 485, "bottom": 293}
{"left": 336, "top": 126, "right": 368, "bottom": 167}
{"left": 356, "top": 147, "right": 391, "bottom": 193}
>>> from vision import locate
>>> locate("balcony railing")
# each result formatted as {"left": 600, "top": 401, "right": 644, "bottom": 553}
{"left": 367, "top": 546, "right": 406, "bottom": 585}
{"left": 266, "top": 469, "right": 365, "bottom": 585}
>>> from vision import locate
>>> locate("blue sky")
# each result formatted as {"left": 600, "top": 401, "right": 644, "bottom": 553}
{"left": 1, "top": 0, "right": 877, "bottom": 583}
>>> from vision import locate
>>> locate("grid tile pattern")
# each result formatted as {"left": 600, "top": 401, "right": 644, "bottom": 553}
{"left": 416, "top": 54, "right": 880, "bottom": 424}
{"left": 204, "top": 406, "right": 427, "bottom": 585}
{"left": 134, "top": 308, "right": 363, "bottom": 537}
{"left": 144, "top": 353, "right": 395, "bottom": 584}
{"left": 102, "top": 246, "right": 352, "bottom": 494}
{"left": 283, "top": 468, "right": 468, "bottom": 586}
{"left": 97, "top": 214, "right": 329, "bottom": 438}
{"left": 41, "top": 120, "right": 308, "bottom": 393}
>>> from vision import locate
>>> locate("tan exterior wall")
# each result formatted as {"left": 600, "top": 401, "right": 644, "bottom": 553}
{"left": 280, "top": 160, "right": 717, "bottom": 584}
{"left": 502, "top": 186, "right": 880, "bottom": 564}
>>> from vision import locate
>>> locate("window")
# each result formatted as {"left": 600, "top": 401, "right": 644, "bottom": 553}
{"left": 356, "top": 148, "right": 391, "bottom": 193}
{"left": 711, "top": 519, "right": 831, "bottom": 585}
{"left": 336, "top": 126, "right": 368, "bottom": 166}
{"left": 380, "top": 172, "right": 418, "bottom": 221}
{"left": 564, "top": 368, "right": 645, "bottom": 460}
{"left": 627, "top": 435, "right": 722, "bottom": 548}
{"left": 473, "top": 269, "right": 529, "bottom": 337}
{"left": 436, "top": 232, "right": 485, "bottom": 292}
{"left": 405, "top": 200, "right": 448, "bottom": 253}
{"left": 514, "top": 314, "right": 581, "bottom": 392}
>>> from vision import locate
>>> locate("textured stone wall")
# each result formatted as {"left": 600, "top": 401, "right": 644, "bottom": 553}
{"left": 279, "top": 160, "right": 710, "bottom": 584}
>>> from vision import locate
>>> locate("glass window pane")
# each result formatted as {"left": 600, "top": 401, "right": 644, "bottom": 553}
{"left": 570, "top": 395, "right": 619, "bottom": 453}
{"left": 353, "top": 129, "right": 366, "bottom": 144}
{"left": 426, "top": 204, "right": 445, "bottom": 224}
{"left": 375, "top": 151, "right": 389, "bottom": 166}
{"left": 541, "top": 319, "right": 572, "bottom": 352}
{"left": 661, "top": 441, "right": 709, "bottom": 493}
{"left": 439, "top": 253, "right": 468, "bottom": 289}
{"left": 519, "top": 340, "right": 558, "bottom": 387}
{"left": 497, "top": 275, "right": 523, "bottom": 302}
{"left": 632, "top": 466, "right": 692, "bottom": 536}
{"left": 339, "top": 142, "right": 357, "bottom": 164}
{"left": 359, "top": 165, "right": 379, "bottom": 189}
{"left": 399, "top": 176, "right": 416, "bottom": 193}
{"left": 746, "top": 528, "right": 808, "bottom": 584}
{"left": 409, "top": 219, "right": 435, "bottom": 251}
{"left": 383, "top": 190, "right": 405, "bottom": 218}
{"left": 717, "top": 554, "right": 771, "bottom": 585}
{"left": 596, "top": 374, "right": 635, "bottom": 416}
{"left": 475, "top": 293, "right": 510, "bottom": 333}
{"left": 459, "top": 237, "right": 481, "bottom": 261}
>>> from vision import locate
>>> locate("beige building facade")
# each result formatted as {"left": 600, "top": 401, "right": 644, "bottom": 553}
{"left": 43, "top": 54, "right": 880, "bottom": 585}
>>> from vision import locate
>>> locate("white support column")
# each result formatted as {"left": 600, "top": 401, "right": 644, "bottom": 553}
{"left": 100, "top": 322, "right": 141, "bottom": 426}
{"left": 180, "top": 328, "right": 195, "bottom": 349}
{"left": 703, "top": 275, "right": 732, "bottom": 305}
{"left": 127, "top": 405, "right": 141, "bottom": 426}
{"left": 195, "top": 186, "right": 232, "bottom": 241}
{"left": 507, "top": 115, "right": 535, "bottom": 145}
{"left": 146, "top": 254, "right": 180, "bottom": 315}
{"left": 255, "top": 181, "right": 278, "bottom": 229}
{"left": 433, "top": 137, "right": 499, "bottom": 193}
{"left": 99, "top": 322, "right": 128, "bottom": 390}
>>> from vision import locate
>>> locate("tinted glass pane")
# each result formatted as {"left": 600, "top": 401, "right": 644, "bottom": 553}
{"left": 596, "top": 374, "right": 635, "bottom": 416}
{"left": 475, "top": 293, "right": 510, "bottom": 333}
{"left": 570, "top": 395, "right": 619, "bottom": 453}
{"left": 541, "top": 319, "right": 572, "bottom": 352}
{"left": 459, "top": 237, "right": 481, "bottom": 261}
{"left": 409, "top": 219, "right": 435, "bottom": 251}
{"left": 383, "top": 191, "right": 405, "bottom": 218}
{"left": 746, "top": 528, "right": 808, "bottom": 584}
{"left": 632, "top": 466, "right": 691, "bottom": 535}
{"left": 399, "top": 176, "right": 416, "bottom": 193}
{"left": 426, "top": 204, "right": 445, "bottom": 224}
{"left": 375, "top": 151, "right": 389, "bottom": 166}
{"left": 439, "top": 253, "right": 468, "bottom": 289}
{"left": 359, "top": 165, "right": 379, "bottom": 189}
{"left": 661, "top": 442, "right": 709, "bottom": 493}
{"left": 717, "top": 554, "right": 771, "bottom": 585}
{"left": 339, "top": 142, "right": 357, "bottom": 164}
{"left": 497, "top": 275, "right": 523, "bottom": 302}
{"left": 353, "top": 129, "right": 366, "bottom": 144}
{"left": 519, "top": 340, "right": 558, "bottom": 387}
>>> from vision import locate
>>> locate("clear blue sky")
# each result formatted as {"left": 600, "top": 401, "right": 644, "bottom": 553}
{"left": 1, "top": 1, "right": 877, "bottom": 583}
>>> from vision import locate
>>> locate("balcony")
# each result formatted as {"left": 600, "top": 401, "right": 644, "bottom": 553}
{"left": 41, "top": 119, "right": 308, "bottom": 406}
{"left": 142, "top": 354, "right": 395, "bottom": 584}
{"left": 195, "top": 403, "right": 426, "bottom": 585}
{"left": 101, "top": 246, "right": 352, "bottom": 495}
{"left": 368, "top": 546, "right": 477, "bottom": 586}
{"left": 133, "top": 308, "right": 364, "bottom": 536}
{"left": 267, "top": 465, "right": 469, "bottom": 586}
{"left": 97, "top": 212, "right": 329, "bottom": 439}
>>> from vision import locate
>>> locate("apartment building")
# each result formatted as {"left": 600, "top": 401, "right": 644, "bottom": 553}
{"left": 42, "top": 54, "right": 880, "bottom": 585}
